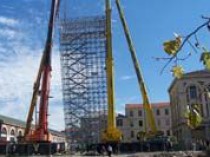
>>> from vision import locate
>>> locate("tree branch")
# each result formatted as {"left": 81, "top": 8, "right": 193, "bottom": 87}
{"left": 160, "top": 19, "right": 210, "bottom": 74}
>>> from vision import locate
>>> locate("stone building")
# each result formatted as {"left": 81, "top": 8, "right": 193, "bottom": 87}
{"left": 0, "top": 114, "right": 66, "bottom": 143}
{"left": 169, "top": 70, "right": 210, "bottom": 149}
{"left": 116, "top": 102, "right": 172, "bottom": 143}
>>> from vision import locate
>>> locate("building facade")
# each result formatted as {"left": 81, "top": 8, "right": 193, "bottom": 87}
{"left": 0, "top": 115, "right": 66, "bottom": 144}
{"left": 169, "top": 70, "right": 210, "bottom": 149}
{"left": 79, "top": 112, "right": 107, "bottom": 145}
{"left": 116, "top": 102, "right": 172, "bottom": 143}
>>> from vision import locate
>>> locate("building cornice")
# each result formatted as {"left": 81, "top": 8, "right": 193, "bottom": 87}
{"left": 168, "top": 69, "right": 210, "bottom": 93}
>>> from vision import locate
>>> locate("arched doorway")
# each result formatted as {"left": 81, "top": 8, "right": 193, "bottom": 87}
{"left": 10, "top": 129, "right": 15, "bottom": 142}
{"left": 1, "top": 127, "right": 7, "bottom": 137}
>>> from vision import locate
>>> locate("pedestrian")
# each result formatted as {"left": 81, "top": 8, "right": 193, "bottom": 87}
{"left": 101, "top": 145, "right": 106, "bottom": 156}
{"left": 206, "top": 140, "right": 209, "bottom": 150}
{"left": 107, "top": 145, "right": 112, "bottom": 157}
{"left": 96, "top": 145, "right": 101, "bottom": 155}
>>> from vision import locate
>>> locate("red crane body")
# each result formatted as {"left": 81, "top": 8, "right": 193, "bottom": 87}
{"left": 24, "top": 0, "right": 59, "bottom": 142}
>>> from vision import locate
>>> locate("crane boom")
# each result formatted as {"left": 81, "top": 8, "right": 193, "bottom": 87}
{"left": 24, "top": 0, "right": 59, "bottom": 142}
{"left": 115, "top": 0, "right": 157, "bottom": 133}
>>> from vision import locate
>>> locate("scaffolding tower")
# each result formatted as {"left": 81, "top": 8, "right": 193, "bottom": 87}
{"left": 59, "top": 16, "right": 107, "bottom": 147}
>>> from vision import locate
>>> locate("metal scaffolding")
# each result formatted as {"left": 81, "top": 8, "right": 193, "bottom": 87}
{"left": 59, "top": 16, "right": 107, "bottom": 147}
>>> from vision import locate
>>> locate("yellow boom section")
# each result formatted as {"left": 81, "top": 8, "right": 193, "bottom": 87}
{"left": 24, "top": 54, "right": 45, "bottom": 139}
{"left": 115, "top": 0, "right": 157, "bottom": 134}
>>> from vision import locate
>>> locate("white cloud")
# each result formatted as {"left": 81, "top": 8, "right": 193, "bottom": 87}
{"left": 0, "top": 46, "right": 7, "bottom": 53}
{"left": 49, "top": 104, "right": 65, "bottom": 131}
{"left": 0, "top": 29, "right": 18, "bottom": 39}
{"left": 0, "top": 48, "right": 65, "bottom": 130}
{"left": 116, "top": 96, "right": 140, "bottom": 114}
{"left": 0, "top": 1, "right": 65, "bottom": 132}
{"left": 0, "top": 100, "right": 28, "bottom": 121}
{"left": 0, "top": 16, "right": 18, "bottom": 26}
{"left": 120, "top": 75, "right": 135, "bottom": 80}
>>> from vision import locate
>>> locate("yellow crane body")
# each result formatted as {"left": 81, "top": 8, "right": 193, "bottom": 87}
{"left": 102, "top": 0, "right": 122, "bottom": 143}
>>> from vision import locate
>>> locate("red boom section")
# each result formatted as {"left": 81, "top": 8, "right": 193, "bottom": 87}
{"left": 29, "top": 65, "right": 52, "bottom": 142}
{"left": 38, "top": 66, "right": 51, "bottom": 138}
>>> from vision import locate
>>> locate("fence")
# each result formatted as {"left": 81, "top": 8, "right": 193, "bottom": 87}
{"left": 0, "top": 142, "right": 66, "bottom": 156}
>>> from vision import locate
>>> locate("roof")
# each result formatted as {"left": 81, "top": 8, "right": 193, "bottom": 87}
{"left": 0, "top": 115, "right": 65, "bottom": 137}
{"left": 126, "top": 102, "right": 170, "bottom": 109}
{"left": 168, "top": 69, "right": 210, "bottom": 92}
{"left": 0, "top": 115, "right": 26, "bottom": 128}
{"left": 49, "top": 129, "right": 66, "bottom": 137}
{"left": 116, "top": 113, "right": 126, "bottom": 118}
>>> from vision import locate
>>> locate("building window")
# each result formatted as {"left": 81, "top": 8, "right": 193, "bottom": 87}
{"left": 167, "top": 130, "right": 170, "bottom": 136}
{"left": 165, "top": 119, "right": 170, "bottom": 126}
{"left": 186, "top": 92, "right": 190, "bottom": 103}
{"left": 1, "top": 127, "right": 7, "bottom": 137}
{"left": 157, "top": 119, "right": 161, "bottom": 126}
{"left": 131, "top": 131, "right": 134, "bottom": 138}
{"left": 138, "top": 110, "right": 142, "bottom": 117}
{"left": 189, "top": 85, "right": 197, "bottom": 99}
{"left": 18, "top": 131, "right": 22, "bottom": 137}
{"left": 139, "top": 120, "right": 143, "bottom": 127}
{"left": 10, "top": 129, "right": 15, "bottom": 136}
{"left": 130, "top": 121, "right": 134, "bottom": 127}
{"left": 165, "top": 108, "right": 169, "bottom": 115}
{"left": 117, "top": 119, "right": 123, "bottom": 127}
{"left": 10, "top": 137, "right": 15, "bottom": 142}
{"left": 207, "top": 103, "right": 210, "bottom": 117}
{"left": 156, "top": 109, "right": 160, "bottom": 116}
{"left": 130, "top": 110, "right": 133, "bottom": 117}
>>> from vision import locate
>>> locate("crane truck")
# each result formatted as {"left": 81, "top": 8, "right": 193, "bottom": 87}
{"left": 102, "top": 0, "right": 158, "bottom": 143}
{"left": 7, "top": 0, "right": 64, "bottom": 155}
{"left": 102, "top": 0, "right": 171, "bottom": 151}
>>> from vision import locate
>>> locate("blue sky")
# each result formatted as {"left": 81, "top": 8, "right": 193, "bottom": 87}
{"left": 0, "top": 0, "right": 210, "bottom": 131}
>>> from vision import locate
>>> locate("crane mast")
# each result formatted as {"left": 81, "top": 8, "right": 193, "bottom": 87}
{"left": 24, "top": 0, "right": 59, "bottom": 142}
{"left": 115, "top": 0, "right": 157, "bottom": 134}
{"left": 102, "top": 0, "right": 122, "bottom": 142}
{"left": 105, "top": 0, "right": 115, "bottom": 133}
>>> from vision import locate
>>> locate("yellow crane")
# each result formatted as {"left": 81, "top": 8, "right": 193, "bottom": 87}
{"left": 115, "top": 0, "right": 157, "bottom": 136}
{"left": 102, "top": 0, "right": 122, "bottom": 143}
{"left": 103, "top": 0, "right": 159, "bottom": 143}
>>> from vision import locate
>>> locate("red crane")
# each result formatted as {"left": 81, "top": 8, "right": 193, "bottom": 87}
{"left": 24, "top": 0, "right": 60, "bottom": 143}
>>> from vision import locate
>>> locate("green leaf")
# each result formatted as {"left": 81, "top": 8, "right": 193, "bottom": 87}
{"left": 163, "top": 36, "right": 182, "bottom": 56}
{"left": 185, "top": 104, "right": 203, "bottom": 129}
{"left": 205, "top": 58, "right": 210, "bottom": 70}
{"left": 200, "top": 52, "right": 210, "bottom": 70}
{"left": 171, "top": 65, "right": 184, "bottom": 79}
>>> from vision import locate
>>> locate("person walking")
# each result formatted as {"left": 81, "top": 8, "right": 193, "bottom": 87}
{"left": 107, "top": 145, "right": 112, "bottom": 157}
{"left": 101, "top": 145, "right": 106, "bottom": 156}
